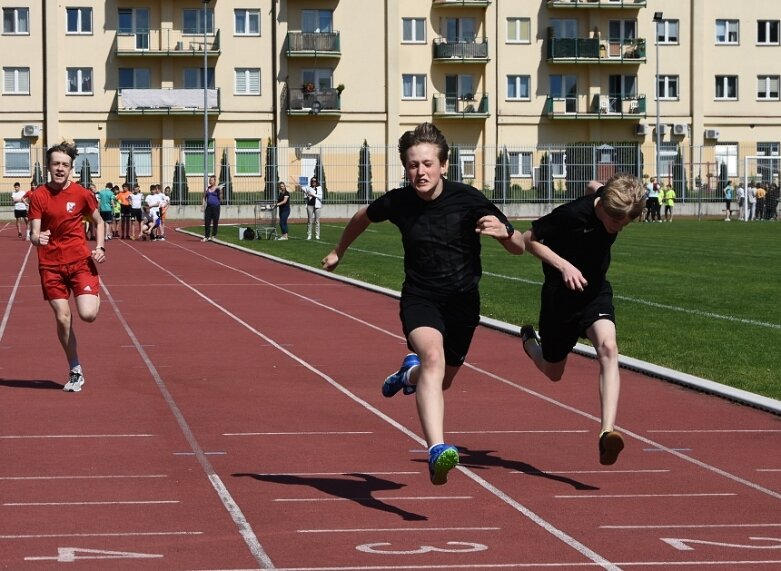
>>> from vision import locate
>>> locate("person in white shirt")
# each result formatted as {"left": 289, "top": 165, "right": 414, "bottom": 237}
{"left": 144, "top": 185, "right": 163, "bottom": 240}
{"left": 11, "top": 181, "right": 29, "bottom": 239}
{"left": 304, "top": 176, "right": 323, "bottom": 240}
{"left": 129, "top": 185, "right": 144, "bottom": 239}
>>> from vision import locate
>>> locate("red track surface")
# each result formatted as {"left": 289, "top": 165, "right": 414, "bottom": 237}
{"left": 1, "top": 222, "right": 779, "bottom": 570}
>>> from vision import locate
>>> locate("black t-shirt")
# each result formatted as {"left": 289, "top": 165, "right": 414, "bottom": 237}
{"left": 366, "top": 179, "right": 511, "bottom": 296}
{"left": 531, "top": 188, "right": 616, "bottom": 297}
{"left": 277, "top": 189, "right": 290, "bottom": 211}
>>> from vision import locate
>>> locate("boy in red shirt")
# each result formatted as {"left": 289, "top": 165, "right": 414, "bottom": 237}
{"left": 28, "top": 142, "right": 107, "bottom": 393}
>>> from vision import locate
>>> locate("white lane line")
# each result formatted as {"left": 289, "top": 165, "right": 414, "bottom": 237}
{"left": 0, "top": 474, "right": 166, "bottom": 480}
{"left": 173, "top": 451, "right": 226, "bottom": 456}
{"left": 248, "top": 472, "right": 420, "bottom": 477}
{"left": 758, "top": 469, "right": 781, "bottom": 472}
{"left": 556, "top": 493, "right": 737, "bottom": 500}
{"left": 0, "top": 434, "right": 154, "bottom": 439}
{"left": 0, "top": 244, "right": 32, "bottom": 344}
{"left": 601, "top": 523, "right": 781, "bottom": 529}
{"left": 648, "top": 429, "right": 781, "bottom": 433}
{"left": 224, "top": 431, "right": 372, "bottom": 436}
{"left": 644, "top": 448, "right": 693, "bottom": 453}
{"left": 449, "top": 430, "right": 589, "bottom": 434}
{"left": 5, "top": 500, "right": 179, "bottom": 506}
{"left": 275, "top": 496, "right": 472, "bottom": 503}
{"left": 101, "top": 280, "right": 274, "bottom": 570}
{"left": 0, "top": 531, "right": 203, "bottom": 539}
{"left": 298, "top": 526, "right": 500, "bottom": 533}
{"left": 514, "top": 469, "right": 669, "bottom": 475}
{"left": 158, "top": 240, "right": 624, "bottom": 571}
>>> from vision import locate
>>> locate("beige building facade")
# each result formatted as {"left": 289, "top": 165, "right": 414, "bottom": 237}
{"left": 1, "top": 0, "right": 779, "bottom": 201}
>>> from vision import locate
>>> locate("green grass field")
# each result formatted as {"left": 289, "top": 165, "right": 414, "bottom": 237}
{"left": 195, "top": 218, "right": 781, "bottom": 401}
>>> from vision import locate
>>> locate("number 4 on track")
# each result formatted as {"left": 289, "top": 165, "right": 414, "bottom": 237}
{"left": 25, "top": 547, "right": 163, "bottom": 562}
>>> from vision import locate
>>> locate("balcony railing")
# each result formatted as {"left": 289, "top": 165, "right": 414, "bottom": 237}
{"left": 547, "top": 37, "right": 646, "bottom": 62}
{"left": 433, "top": 38, "right": 489, "bottom": 62}
{"left": 432, "top": 0, "right": 491, "bottom": 7}
{"left": 115, "top": 29, "right": 220, "bottom": 56}
{"left": 117, "top": 88, "right": 220, "bottom": 115}
{"left": 546, "top": 0, "right": 646, "bottom": 7}
{"left": 286, "top": 31, "right": 341, "bottom": 57}
{"left": 433, "top": 93, "right": 490, "bottom": 118}
{"left": 545, "top": 93, "right": 646, "bottom": 118}
{"left": 286, "top": 87, "right": 341, "bottom": 115}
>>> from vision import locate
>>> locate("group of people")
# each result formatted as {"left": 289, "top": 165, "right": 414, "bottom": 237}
{"left": 23, "top": 125, "right": 646, "bottom": 488}
{"left": 724, "top": 180, "right": 779, "bottom": 221}
{"left": 11, "top": 180, "right": 36, "bottom": 239}
{"left": 641, "top": 176, "right": 676, "bottom": 223}
{"left": 264, "top": 176, "right": 322, "bottom": 241}
{"left": 79, "top": 182, "right": 170, "bottom": 241}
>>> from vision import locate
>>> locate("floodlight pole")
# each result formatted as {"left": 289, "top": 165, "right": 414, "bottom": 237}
{"left": 203, "top": 0, "right": 209, "bottom": 197}
{"left": 653, "top": 12, "right": 664, "bottom": 182}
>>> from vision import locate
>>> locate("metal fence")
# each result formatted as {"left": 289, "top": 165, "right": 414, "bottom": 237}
{"left": 2, "top": 142, "right": 779, "bottom": 207}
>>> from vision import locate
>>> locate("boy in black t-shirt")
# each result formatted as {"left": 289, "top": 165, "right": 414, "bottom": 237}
{"left": 322, "top": 123, "right": 525, "bottom": 485}
{"left": 520, "top": 173, "right": 645, "bottom": 466}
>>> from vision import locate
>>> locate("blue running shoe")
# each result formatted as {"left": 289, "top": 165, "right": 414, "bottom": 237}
{"left": 382, "top": 353, "right": 420, "bottom": 398}
{"left": 428, "top": 444, "right": 459, "bottom": 485}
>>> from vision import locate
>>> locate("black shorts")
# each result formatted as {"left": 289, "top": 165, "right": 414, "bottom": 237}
{"left": 538, "top": 280, "right": 615, "bottom": 363}
{"left": 399, "top": 289, "right": 480, "bottom": 367}
{"left": 120, "top": 204, "right": 132, "bottom": 218}
{"left": 131, "top": 208, "right": 142, "bottom": 221}
{"left": 14, "top": 210, "right": 28, "bottom": 219}
{"left": 100, "top": 210, "right": 113, "bottom": 223}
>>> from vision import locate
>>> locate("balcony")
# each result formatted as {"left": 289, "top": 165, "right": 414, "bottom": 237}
{"left": 432, "top": 0, "right": 491, "bottom": 7}
{"left": 546, "top": 0, "right": 646, "bottom": 8}
{"left": 286, "top": 31, "right": 341, "bottom": 58}
{"left": 117, "top": 88, "right": 220, "bottom": 115}
{"left": 115, "top": 29, "right": 220, "bottom": 57}
{"left": 433, "top": 93, "right": 490, "bottom": 118}
{"left": 286, "top": 87, "right": 341, "bottom": 116}
{"left": 433, "top": 38, "right": 489, "bottom": 63}
{"left": 547, "top": 37, "right": 646, "bottom": 63}
{"left": 545, "top": 93, "right": 646, "bottom": 119}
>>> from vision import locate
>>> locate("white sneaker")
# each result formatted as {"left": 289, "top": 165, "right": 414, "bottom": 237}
{"left": 306, "top": 235, "right": 312, "bottom": 240}
{"left": 63, "top": 370, "right": 85, "bottom": 393}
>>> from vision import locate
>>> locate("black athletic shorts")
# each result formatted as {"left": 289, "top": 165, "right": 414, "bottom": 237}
{"left": 399, "top": 289, "right": 480, "bottom": 367}
{"left": 538, "top": 280, "right": 615, "bottom": 363}
{"left": 14, "top": 210, "right": 28, "bottom": 219}
{"left": 120, "top": 204, "right": 132, "bottom": 218}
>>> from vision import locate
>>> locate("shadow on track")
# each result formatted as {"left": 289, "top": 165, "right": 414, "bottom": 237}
{"left": 0, "top": 379, "right": 63, "bottom": 390}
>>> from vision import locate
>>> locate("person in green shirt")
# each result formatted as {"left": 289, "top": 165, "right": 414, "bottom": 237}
{"left": 663, "top": 185, "right": 676, "bottom": 222}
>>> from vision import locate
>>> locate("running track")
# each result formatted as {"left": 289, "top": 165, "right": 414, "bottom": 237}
{"left": 1, "top": 222, "right": 779, "bottom": 571}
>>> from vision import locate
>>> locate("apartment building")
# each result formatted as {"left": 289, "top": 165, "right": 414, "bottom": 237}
{"left": 1, "top": 0, "right": 779, "bottom": 198}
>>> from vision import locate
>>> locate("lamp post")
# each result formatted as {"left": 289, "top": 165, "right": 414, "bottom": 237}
{"left": 653, "top": 11, "right": 664, "bottom": 181}
{"left": 202, "top": 0, "right": 210, "bottom": 198}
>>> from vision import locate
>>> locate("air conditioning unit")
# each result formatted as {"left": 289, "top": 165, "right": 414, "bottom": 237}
{"left": 673, "top": 123, "right": 688, "bottom": 136}
{"left": 634, "top": 123, "right": 649, "bottom": 136}
{"left": 705, "top": 129, "right": 720, "bottom": 139}
{"left": 657, "top": 123, "right": 668, "bottom": 135}
{"left": 22, "top": 124, "right": 41, "bottom": 137}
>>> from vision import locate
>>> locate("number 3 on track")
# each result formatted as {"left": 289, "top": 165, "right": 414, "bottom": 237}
{"left": 357, "top": 541, "right": 488, "bottom": 555}
{"left": 25, "top": 547, "right": 163, "bottom": 562}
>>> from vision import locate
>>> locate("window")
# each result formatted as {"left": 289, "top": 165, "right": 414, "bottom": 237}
{"left": 402, "top": 18, "right": 425, "bottom": 43}
{"left": 183, "top": 8, "right": 214, "bottom": 35}
{"left": 3, "top": 67, "right": 29, "bottom": 94}
{"left": 507, "top": 75, "right": 531, "bottom": 100}
{"left": 757, "top": 75, "right": 780, "bottom": 100}
{"left": 235, "top": 9, "right": 259, "bottom": 36}
{"left": 235, "top": 140, "right": 261, "bottom": 175}
{"left": 550, "top": 19, "right": 577, "bottom": 39}
{"left": 302, "top": 10, "right": 333, "bottom": 33}
{"left": 74, "top": 140, "right": 100, "bottom": 176}
{"left": 184, "top": 140, "right": 215, "bottom": 176}
{"left": 459, "top": 149, "right": 476, "bottom": 179}
{"left": 120, "top": 140, "right": 152, "bottom": 177}
{"left": 715, "top": 76, "right": 738, "bottom": 100}
{"left": 118, "top": 8, "right": 149, "bottom": 49}
{"left": 658, "top": 75, "right": 679, "bottom": 100}
{"left": 658, "top": 143, "right": 677, "bottom": 181}
{"left": 184, "top": 67, "right": 215, "bottom": 89}
{"left": 715, "top": 144, "right": 738, "bottom": 177}
{"left": 66, "top": 68, "right": 92, "bottom": 94}
{"left": 301, "top": 69, "right": 333, "bottom": 92}
{"left": 66, "top": 7, "right": 92, "bottom": 34}
{"left": 757, "top": 142, "right": 780, "bottom": 182}
{"left": 757, "top": 20, "right": 780, "bottom": 45}
{"left": 550, "top": 150, "right": 566, "bottom": 178}
{"left": 509, "top": 151, "right": 532, "bottom": 177}
{"left": 2, "top": 7, "right": 29, "bottom": 34}
{"left": 118, "top": 68, "right": 150, "bottom": 90}
{"left": 235, "top": 68, "right": 260, "bottom": 95}
{"left": 444, "top": 17, "right": 477, "bottom": 42}
{"left": 657, "top": 19, "right": 679, "bottom": 44}
{"left": 506, "top": 18, "right": 531, "bottom": 43}
{"left": 716, "top": 19, "right": 739, "bottom": 44}
{"left": 402, "top": 74, "right": 426, "bottom": 99}
{"left": 4, "top": 139, "right": 30, "bottom": 176}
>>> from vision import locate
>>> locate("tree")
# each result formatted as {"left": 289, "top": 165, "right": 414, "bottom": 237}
{"left": 493, "top": 147, "right": 510, "bottom": 203}
{"left": 314, "top": 155, "right": 327, "bottom": 200}
{"left": 357, "top": 140, "right": 373, "bottom": 203}
{"left": 264, "top": 138, "right": 278, "bottom": 201}
{"left": 218, "top": 148, "right": 233, "bottom": 204}
{"left": 447, "top": 146, "right": 462, "bottom": 182}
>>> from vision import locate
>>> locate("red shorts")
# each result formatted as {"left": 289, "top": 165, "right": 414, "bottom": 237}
{"left": 39, "top": 258, "right": 100, "bottom": 301}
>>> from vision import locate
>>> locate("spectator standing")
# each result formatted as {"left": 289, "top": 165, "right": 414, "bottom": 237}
{"left": 158, "top": 186, "right": 171, "bottom": 239}
{"left": 202, "top": 176, "right": 221, "bottom": 242}
{"left": 304, "top": 176, "right": 323, "bottom": 240}
{"left": 755, "top": 184, "right": 767, "bottom": 221}
{"left": 736, "top": 182, "right": 746, "bottom": 220}
{"left": 724, "top": 180, "right": 733, "bottom": 221}
{"left": 129, "top": 185, "right": 144, "bottom": 239}
{"left": 645, "top": 177, "right": 660, "bottom": 222}
{"left": 97, "top": 182, "right": 115, "bottom": 240}
{"left": 663, "top": 184, "right": 676, "bottom": 222}
{"left": 747, "top": 183, "right": 757, "bottom": 221}
{"left": 274, "top": 181, "right": 291, "bottom": 240}
{"left": 11, "top": 181, "right": 29, "bottom": 239}
{"left": 117, "top": 183, "right": 132, "bottom": 238}
{"left": 27, "top": 142, "right": 106, "bottom": 393}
